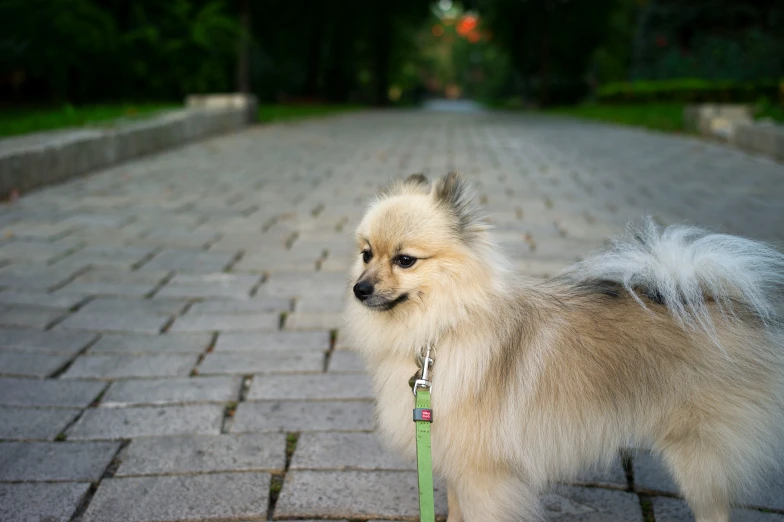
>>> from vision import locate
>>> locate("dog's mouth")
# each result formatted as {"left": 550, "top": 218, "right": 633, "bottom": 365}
{"left": 363, "top": 293, "right": 409, "bottom": 311}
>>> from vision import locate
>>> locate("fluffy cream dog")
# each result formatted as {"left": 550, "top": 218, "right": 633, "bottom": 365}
{"left": 344, "top": 172, "right": 784, "bottom": 522}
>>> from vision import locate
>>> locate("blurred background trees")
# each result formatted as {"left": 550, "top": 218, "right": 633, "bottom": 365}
{"left": 0, "top": 0, "right": 782, "bottom": 110}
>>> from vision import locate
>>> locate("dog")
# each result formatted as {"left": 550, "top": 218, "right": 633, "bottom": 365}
{"left": 344, "top": 171, "right": 784, "bottom": 522}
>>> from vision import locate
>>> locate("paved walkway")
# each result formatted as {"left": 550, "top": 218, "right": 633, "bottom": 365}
{"left": 1, "top": 109, "right": 783, "bottom": 522}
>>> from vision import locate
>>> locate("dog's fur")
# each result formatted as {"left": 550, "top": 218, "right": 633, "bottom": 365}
{"left": 344, "top": 172, "right": 784, "bottom": 522}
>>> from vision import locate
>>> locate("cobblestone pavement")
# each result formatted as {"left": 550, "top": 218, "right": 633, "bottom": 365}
{"left": 1, "top": 110, "right": 784, "bottom": 522}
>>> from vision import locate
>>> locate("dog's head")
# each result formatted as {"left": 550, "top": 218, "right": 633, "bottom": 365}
{"left": 347, "top": 172, "right": 502, "bottom": 348}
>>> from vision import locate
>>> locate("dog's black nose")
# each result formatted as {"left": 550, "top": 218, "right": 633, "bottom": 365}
{"left": 353, "top": 281, "right": 374, "bottom": 301}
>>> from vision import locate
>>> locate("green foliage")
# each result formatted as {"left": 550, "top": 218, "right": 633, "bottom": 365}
{"left": 636, "top": 30, "right": 784, "bottom": 82}
{"left": 590, "top": 0, "right": 636, "bottom": 83}
{"left": 0, "top": 103, "right": 176, "bottom": 137}
{"left": 755, "top": 98, "right": 784, "bottom": 123}
{"left": 597, "top": 78, "right": 782, "bottom": 103}
{"left": 0, "top": 0, "right": 239, "bottom": 103}
{"left": 546, "top": 103, "right": 686, "bottom": 133}
{"left": 476, "top": 0, "right": 619, "bottom": 105}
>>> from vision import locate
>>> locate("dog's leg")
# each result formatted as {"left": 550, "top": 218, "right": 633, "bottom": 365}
{"left": 659, "top": 445, "right": 733, "bottom": 522}
{"left": 452, "top": 472, "right": 540, "bottom": 522}
{"left": 447, "top": 485, "right": 464, "bottom": 522}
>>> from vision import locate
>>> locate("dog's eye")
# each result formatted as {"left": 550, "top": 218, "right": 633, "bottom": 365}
{"left": 362, "top": 250, "right": 372, "bottom": 263}
{"left": 394, "top": 255, "right": 417, "bottom": 268}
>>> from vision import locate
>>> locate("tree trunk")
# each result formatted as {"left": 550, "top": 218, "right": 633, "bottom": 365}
{"left": 236, "top": 0, "right": 251, "bottom": 93}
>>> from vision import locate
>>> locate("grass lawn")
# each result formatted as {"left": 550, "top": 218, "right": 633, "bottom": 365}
{"left": 545, "top": 103, "right": 686, "bottom": 133}
{"left": 257, "top": 103, "right": 363, "bottom": 123}
{"left": 0, "top": 103, "right": 177, "bottom": 138}
{"left": 756, "top": 103, "right": 784, "bottom": 123}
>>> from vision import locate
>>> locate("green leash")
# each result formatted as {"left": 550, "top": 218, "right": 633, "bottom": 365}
{"left": 412, "top": 344, "right": 435, "bottom": 522}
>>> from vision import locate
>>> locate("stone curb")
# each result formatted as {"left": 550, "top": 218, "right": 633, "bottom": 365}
{"left": 684, "top": 104, "right": 784, "bottom": 161}
{"left": 0, "top": 93, "right": 257, "bottom": 198}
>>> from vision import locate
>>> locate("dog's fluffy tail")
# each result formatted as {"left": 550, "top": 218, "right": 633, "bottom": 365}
{"left": 567, "top": 217, "right": 784, "bottom": 336}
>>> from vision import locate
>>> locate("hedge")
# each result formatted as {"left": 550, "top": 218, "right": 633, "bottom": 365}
{"left": 597, "top": 78, "right": 782, "bottom": 104}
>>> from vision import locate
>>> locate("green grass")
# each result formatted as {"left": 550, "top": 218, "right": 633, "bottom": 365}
{"left": 755, "top": 103, "right": 784, "bottom": 123}
{"left": 0, "top": 103, "right": 177, "bottom": 138}
{"left": 545, "top": 103, "right": 686, "bottom": 132}
{"left": 257, "top": 103, "right": 362, "bottom": 123}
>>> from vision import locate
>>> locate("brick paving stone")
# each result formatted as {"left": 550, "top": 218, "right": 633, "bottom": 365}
{"left": 0, "top": 327, "right": 96, "bottom": 354}
{"left": 81, "top": 472, "right": 270, "bottom": 522}
{"left": 232, "top": 249, "right": 323, "bottom": 273}
{"left": 631, "top": 450, "right": 678, "bottom": 494}
{"left": 116, "top": 433, "right": 286, "bottom": 476}
{"left": 248, "top": 373, "right": 373, "bottom": 400}
{"left": 188, "top": 296, "right": 292, "bottom": 314}
{"left": 747, "top": 472, "right": 784, "bottom": 511}
{"left": 0, "top": 350, "right": 72, "bottom": 377}
{"left": 209, "top": 233, "right": 271, "bottom": 252}
{"left": 320, "top": 252, "right": 357, "bottom": 273}
{"left": 290, "top": 432, "right": 414, "bottom": 471}
{"left": 0, "top": 406, "right": 81, "bottom": 440}
{"left": 55, "top": 245, "right": 154, "bottom": 270}
{"left": 78, "top": 296, "right": 189, "bottom": 316}
{"left": 139, "top": 248, "right": 236, "bottom": 273}
{"left": 67, "top": 404, "right": 224, "bottom": 439}
{"left": 170, "top": 312, "right": 279, "bottom": 332}
{"left": 101, "top": 376, "right": 240, "bottom": 406}
{"left": 155, "top": 273, "right": 260, "bottom": 300}
{"left": 2, "top": 221, "right": 75, "bottom": 239}
{"left": 0, "top": 241, "right": 73, "bottom": 263}
{"left": 327, "top": 350, "right": 365, "bottom": 372}
{"left": 0, "top": 482, "right": 91, "bottom": 522}
{"left": 135, "top": 228, "right": 219, "bottom": 249}
{"left": 89, "top": 332, "right": 211, "bottom": 354}
{"left": 59, "top": 268, "right": 168, "bottom": 297}
{"left": 199, "top": 351, "right": 323, "bottom": 375}
{"left": 274, "top": 470, "right": 448, "bottom": 519}
{"left": 231, "top": 400, "right": 374, "bottom": 432}
{"left": 258, "top": 272, "right": 348, "bottom": 298}
{"left": 0, "top": 290, "right": 86, "bottom": 309}
{"left": 0, "top": 377, "right": 104, "bottom": 407}
{"left": 0, "top": 305, "right": 66, "bottom": 328}
{"left": 540, "top": 485, "right": 642, "bottom": 521}
{"left": 60, "top": 354, "right": 198, "bottom": 379}
{"left": 0, "top": 441, "right": 120, "bottom": 481}
{"left": 295, "top": 294, "right": 349, "bottom": 313}
{"left": 284, "top": 312, "right": 345, "bottom": 331}
{"left": 651, "top": 496, "right": 784, "bottom": 522}
{"left": 0, "top": 265, "right": 79, "bottom": 290}
{"left": 58, "top": 310, "right": 169, "bottom": 333}
{"left": 215, "top": 330, "right": 329, "bottom": 353}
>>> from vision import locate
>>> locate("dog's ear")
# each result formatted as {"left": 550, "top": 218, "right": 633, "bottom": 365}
{"left": 404, "top": 173, "right": 428, "bottom": 187}
{"left": 433, "top": 171, "right": 488, "bottom": 239}
{"left": 378, "top": 173, "right": 429, "bottom": 198}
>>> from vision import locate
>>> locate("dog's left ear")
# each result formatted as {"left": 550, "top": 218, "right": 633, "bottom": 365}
{"left": 433, "top": 171, "right": 488, "bottom": 239}
{"left": 404, "top": 173, "right": 428, "bottom": 187}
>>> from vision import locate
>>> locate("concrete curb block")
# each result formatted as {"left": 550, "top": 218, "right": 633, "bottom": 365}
{"left": 0, "top": 94, "right": 257, "bottom": 197}
{"left": 731, "top": 122, "right": 784, "bottom": 161}
{"left": 684, "top": 104, "right": 784, "bottom": 161}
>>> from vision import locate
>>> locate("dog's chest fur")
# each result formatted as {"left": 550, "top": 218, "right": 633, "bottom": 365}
{"left": 371, "top": 342, "right": 506, "bottom": 474}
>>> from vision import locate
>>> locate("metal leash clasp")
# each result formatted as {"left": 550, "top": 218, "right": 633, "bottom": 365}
{"left": 411, "top": 342, "right": 434, "bottom": 396}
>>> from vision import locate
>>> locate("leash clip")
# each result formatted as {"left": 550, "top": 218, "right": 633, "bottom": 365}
{"left": 411, "top": 342, "right": 434, "bottom": 396}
